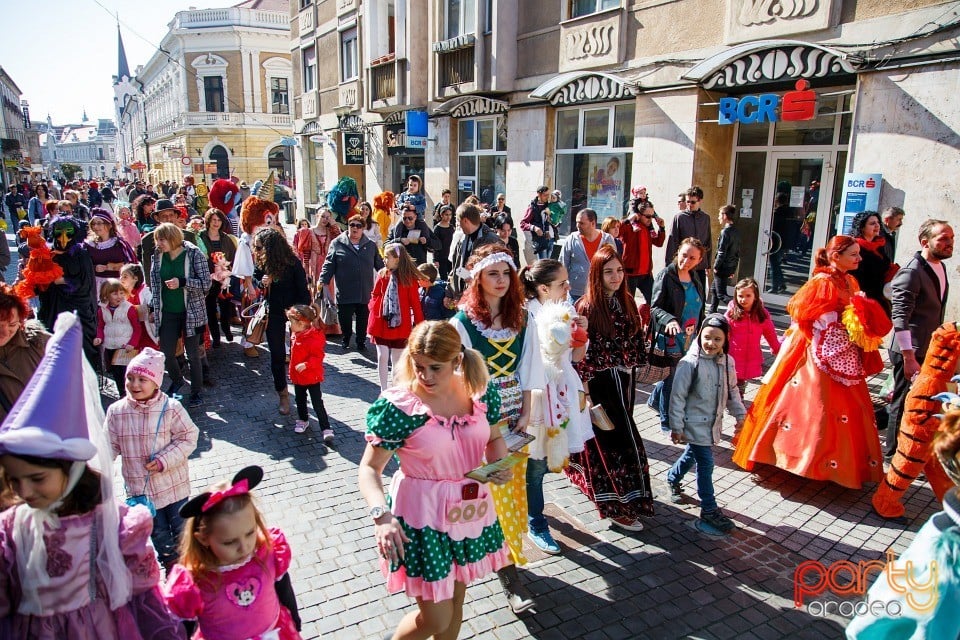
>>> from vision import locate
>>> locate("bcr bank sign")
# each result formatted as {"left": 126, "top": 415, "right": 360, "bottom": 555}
{"left": 718, "top": 79, "right": 817, "bottom": 125}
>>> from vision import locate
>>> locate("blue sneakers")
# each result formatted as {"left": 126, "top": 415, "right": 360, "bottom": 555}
{"left": 528, "top": 529, "right": 561, "bottom": 555}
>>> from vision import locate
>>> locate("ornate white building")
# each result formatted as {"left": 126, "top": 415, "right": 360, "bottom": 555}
{"left": 39, "top": 115, "right": 119, "bottom": 181}
{"left": 115, "top": 0, "right": 293, "bottom": 186}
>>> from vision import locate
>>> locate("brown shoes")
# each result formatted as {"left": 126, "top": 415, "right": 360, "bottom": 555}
{"left": 244, "top": 346, "right": 259, "bottom": 358}
{"left": 278, "top": 389, "right": 291, "bottom": 415}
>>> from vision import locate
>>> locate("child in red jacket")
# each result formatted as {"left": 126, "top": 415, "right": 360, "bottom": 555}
{"left": 368, "top": 243, "right": 424, "bottom": 391}
{"left": 286, "top": 304, "right": 332, "bottom": 442}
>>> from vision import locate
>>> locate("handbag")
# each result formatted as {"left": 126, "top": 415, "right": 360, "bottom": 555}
{"left": 242, "top": 286, "right": 269, "bottom": 345}
{"left": 314, "top": 289, "right": 341, "bottom": 336}
{"left": 635, "top": 331, "right": 681, "bottom": 386}
{"left": 126, "top": 398, "right": 168, "bottom": 518}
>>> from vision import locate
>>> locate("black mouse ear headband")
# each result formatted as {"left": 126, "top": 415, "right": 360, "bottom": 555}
{"left": 179, "top": 466, "right": 264, "bottom": 519}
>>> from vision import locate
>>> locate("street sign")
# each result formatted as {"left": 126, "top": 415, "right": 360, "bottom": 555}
{"left": 181, "top": 157, "right": 192, "bottom": 166}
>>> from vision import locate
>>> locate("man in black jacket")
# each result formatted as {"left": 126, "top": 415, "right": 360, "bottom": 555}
{"left": 387, "top": 204, "right": 441, "bottom": 265}
{"left": 884, "top": 219, "right": 953, "bottom": 457}
{"left": 709, "top": 205, "right": 741, "bottom": 313}
{"left": 447, "top": 203, "right": 500, "bottom": 299}
{"left": 665, "top": 186, "right": 712, "bottom": 289}
{"left": 880, "top": 206, "right": 905, "bottom": 263}
{"left": 4, "top": 185, "right": 25, "bottom": 230}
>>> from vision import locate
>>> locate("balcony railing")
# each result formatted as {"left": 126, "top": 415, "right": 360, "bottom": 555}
{"left": 438, "top": 48, "right": 474, "bottom": 89}
{"left": 145, "top": 112, "right": 292, "bottom": 142}
{"left": 171, "top": 7, "right": 287, "bottom": 30}
{"left": 370, "top": 62, "right": 396, "bottom": 102}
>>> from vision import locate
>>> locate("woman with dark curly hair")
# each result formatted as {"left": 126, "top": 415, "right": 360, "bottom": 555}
{"left": 131, "top": 194, "right": 158, "bottom": 232}
{"left": 252, "top": 227, "right": 310, "bottom": 416}
{"left": 198, "top": 208, "right": 239, "bottom": 347}
{"left": 849, "top": 210, "right": 896, "bottom": 317}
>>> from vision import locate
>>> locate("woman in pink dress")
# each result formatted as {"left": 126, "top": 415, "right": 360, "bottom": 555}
{"left": 306, "top": 209, "right": 341, "bottom": 285}
{"left": 359, "top": 321, "right": 512, "bottom": 640}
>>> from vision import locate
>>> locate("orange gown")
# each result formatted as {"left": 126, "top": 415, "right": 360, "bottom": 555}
{"left": 732, "top": 267, "right": 884, "bottom": 489}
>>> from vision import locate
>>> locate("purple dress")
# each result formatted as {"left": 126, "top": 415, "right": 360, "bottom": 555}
{"left": 0, "top": 503, "right": 184, "bottom": 640}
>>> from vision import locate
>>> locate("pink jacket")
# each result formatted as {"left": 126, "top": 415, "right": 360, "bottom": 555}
{"left": 725, "top": 301, "right": 782, "bottom": 380}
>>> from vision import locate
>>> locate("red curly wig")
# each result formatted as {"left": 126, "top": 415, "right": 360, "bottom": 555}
{"left": 460, "top": 243, "right": 525, "bottom": 332}
{"left": 0, "top": 283, "right": 30, "bottom": 323}
{"left": 576, "top": 244, "right": 643, "bottom": 339}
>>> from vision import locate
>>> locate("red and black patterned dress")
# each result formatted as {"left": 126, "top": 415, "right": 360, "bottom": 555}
{"left": 566, "top": 296, "right": 654, "bottom": 521}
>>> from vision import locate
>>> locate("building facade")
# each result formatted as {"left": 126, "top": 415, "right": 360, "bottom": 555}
{"left": 116, "top": 0, "right": 294, "bottom": 188}
{"left": 0, "top": 67, "right": 42, "bottom": 187}
{"left": 291, "top": 0, "right": 959, "bottom": 318}
{"left": 39, "top": 116, "right": 119, "bottom": 182}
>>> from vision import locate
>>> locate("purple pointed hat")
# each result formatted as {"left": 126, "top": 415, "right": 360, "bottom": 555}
{"left": 0, "top": 314, "right": 97, "bottom": 460}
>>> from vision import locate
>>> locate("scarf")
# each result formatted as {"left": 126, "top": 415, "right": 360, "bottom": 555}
{"left": 856, "top": 236, "right": 886, "bottom": 257}
{"left": 381, "top": 272, "right": 402, "bottom": 328}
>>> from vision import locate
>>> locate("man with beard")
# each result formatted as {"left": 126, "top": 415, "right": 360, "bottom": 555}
{"left": 884, "top": 219, "right": 954, "bottom": 458}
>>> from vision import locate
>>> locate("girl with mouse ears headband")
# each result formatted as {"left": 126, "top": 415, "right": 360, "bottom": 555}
{"left": 164, "top": 466, "right": 304, "bottom": 640}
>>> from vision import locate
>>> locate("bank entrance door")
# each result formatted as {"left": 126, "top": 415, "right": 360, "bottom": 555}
{"left": 736, "top": 151, "right": 834, "bottom": 305}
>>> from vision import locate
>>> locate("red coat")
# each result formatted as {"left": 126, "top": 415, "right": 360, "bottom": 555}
{"left": 367, "top": 270, "right": 424, "bottom": 341}
{"left": 620, "top": 218, "right": 666, "bottom": 276}
{"left": 289, "top": 326, "right": 326, "bottom": 386}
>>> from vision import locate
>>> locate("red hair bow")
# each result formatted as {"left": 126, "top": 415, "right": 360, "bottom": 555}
{"left": 202, "top": 478, "right": 251, "bottom": 512}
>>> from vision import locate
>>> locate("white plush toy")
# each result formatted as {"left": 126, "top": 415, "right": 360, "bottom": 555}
{"left": 529, "top": 300, "right": 575, "bottom": 472}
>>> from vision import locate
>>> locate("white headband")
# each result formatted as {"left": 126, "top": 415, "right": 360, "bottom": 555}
{"left": 469, "top": 252, "right": 518, "bottom": 278}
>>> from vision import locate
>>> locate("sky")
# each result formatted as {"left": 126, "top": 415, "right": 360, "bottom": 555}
{"left": 0, "top": 0, "right": 225, "bottom": 126}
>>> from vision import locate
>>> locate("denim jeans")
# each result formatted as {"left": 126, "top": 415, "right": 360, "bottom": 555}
{"left": 667, "top": 444, "right": 716, "bottom": 514}
{"left": 650, "top": 370, "right": 675, "bottom": 431}
{"left": 152, "top": 497, "right": 187, "bottom": 569}
{"left": 526, "top": 457, "right": 550, "bottom": 533}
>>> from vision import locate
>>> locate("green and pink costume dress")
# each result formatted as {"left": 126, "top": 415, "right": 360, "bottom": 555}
{"left": 365, "top": 386, "right": 510, "bottom": 602}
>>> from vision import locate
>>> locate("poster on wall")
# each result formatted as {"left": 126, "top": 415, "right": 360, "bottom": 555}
{"left": 836, "top": 172, "right": 882, "bottom": 235}
{"left": 587, "top": 153, "right": 625, "bottom": 219}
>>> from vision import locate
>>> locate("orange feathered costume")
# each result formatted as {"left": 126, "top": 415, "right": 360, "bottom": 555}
{"left": 15, "top": 226, "right": 63, "bottom": 299}
{"left": 871, "top": 322, "right": 960, "bottom": 518}
{"left": 733, "top": 267, "right": 892, "bottom": 489}
{"left": 372, "top": 191, "right": 394, "bottom": 242}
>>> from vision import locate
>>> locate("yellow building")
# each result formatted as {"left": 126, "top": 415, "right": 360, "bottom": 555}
{"left": 116, "top": 0, "right": 293, "bottom": 189}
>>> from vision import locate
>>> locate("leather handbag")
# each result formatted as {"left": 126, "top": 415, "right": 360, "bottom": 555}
{"left": 314, "top": 289, "right": 341, "bottom": 336}
{"left": 242, "top": 297, "right": 268, "bottom": 345}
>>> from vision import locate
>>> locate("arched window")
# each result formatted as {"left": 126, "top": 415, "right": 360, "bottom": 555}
{"left": 209, "top": 145, "right": 229, "bottom": 179}
{"left": 268, "top": 146, "right": 293, "bottom": 186}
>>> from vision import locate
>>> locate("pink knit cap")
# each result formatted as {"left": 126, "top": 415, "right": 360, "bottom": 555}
{"left": 126, "top": 347, "right": 165, "bottom": 388}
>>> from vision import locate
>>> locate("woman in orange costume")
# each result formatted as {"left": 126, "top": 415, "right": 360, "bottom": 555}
{"left": 733, "top": 235, "right": 891, "bottom": 489}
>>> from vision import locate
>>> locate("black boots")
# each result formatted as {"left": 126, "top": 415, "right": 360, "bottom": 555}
{"left": 497, "top": 564, "right": 535, "bottom": 614}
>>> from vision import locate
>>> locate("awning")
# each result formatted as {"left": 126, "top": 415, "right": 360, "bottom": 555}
{"left": 681, "top": 40, "right": 856, "bottom": 90}
{"left": 529, "top": 71, "right": 637, "bottom": 106}
{"left": 433, "top": 96, "right": 509, "bottom": 118}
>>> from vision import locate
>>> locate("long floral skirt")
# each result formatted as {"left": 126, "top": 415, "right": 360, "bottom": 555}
{"left": 565, "top": 367, "right": 655, "bottom": 520}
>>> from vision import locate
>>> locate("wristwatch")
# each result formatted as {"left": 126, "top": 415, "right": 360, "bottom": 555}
{"left": 369, "top": 505, "right": 390, "bottom": 520}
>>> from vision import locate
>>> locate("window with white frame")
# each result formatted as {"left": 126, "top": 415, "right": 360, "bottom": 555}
{"left": 302, "top": 46, "right": 317, "bottom": 92}
{"left": 271, "top": 78, "right": 289, "bottom": 114}
{"left": 341, "top": 27, "right": 358, "bottom": 81}
{"left": 554, "top": 103, "right": 634, "bottom": 230}
{"left": 204, "top": 76, "right": 225, "bottom": 112}
{"left": 569, "top": 0, "right": 619, "bottom": 19}
{"left": 445, "top": 0, "right": 476, "bottom": 38}
{"left": 457, "top": 116, "right": 506, "bottom": 206}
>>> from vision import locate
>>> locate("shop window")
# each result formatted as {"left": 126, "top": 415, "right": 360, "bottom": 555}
{"left": 302, "top": 46, "right": 317, "bottom": 92}
{"left": 838, "top": 94, "right": 853, "bottom": 145}
{"left": 569, "top": 0, "right": 619, "bottom": 19}
{"left": 271, "top": 78, "right": 289, "bottom": 115}
{"left": 773, "top": 99, "right": 835, "bottom": 146}
{"left": 204, "top": 76, "right": 225, "bottom": 112}
{"left": 445, "top": 0, "right": 476, "bottom": 38}
{"left": 457, "top": 115, "right": 506, "bottom": 206}
{"left": 582, "top": 109, "right": 609, "bottom": 147}
{"left": 341, "top": 27, "right": 359, "bottom": 82}
{"left": 556, "top": 110, "right": 579, "bottom": 150}
{"left": 612, "top": 104, "right": 635, "bottom": 147}
{"left": 737, "top": 121, "right": 769, "bottom": 147}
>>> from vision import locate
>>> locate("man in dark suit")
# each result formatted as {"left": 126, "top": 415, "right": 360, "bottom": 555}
{"left": 447, "top": 202, "right": 500, "bottom": 300}
{"left": 885, "top": 219, "right": 954, "bottom": 457}
{"left": 880, "top": 206, "right": 905, "bottom": 263}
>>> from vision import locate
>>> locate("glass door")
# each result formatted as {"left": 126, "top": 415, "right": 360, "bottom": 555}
{"left": 755, "top": 151, "right": 834, "bottom": 304}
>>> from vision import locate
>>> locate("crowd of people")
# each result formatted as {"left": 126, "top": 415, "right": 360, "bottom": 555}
{"left": 0, "top": 170, "right": 956, "bottom": 639}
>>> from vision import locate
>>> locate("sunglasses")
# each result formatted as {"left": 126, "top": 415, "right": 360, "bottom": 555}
{"left": 403, "top": 216, "right": 416, "bottom": 222}
{"left": 252, "top": 244, "right": 264, "bottom": 251}
{"left": 349, "top": 222, "right": 364, "bottom": 228}
{"left": 686, "top": 199, "right": 699, "bottom": 204}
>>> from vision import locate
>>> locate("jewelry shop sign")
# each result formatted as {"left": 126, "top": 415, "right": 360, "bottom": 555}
{"left": 342, "top": 131, "right": 365, "bottom": 165}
